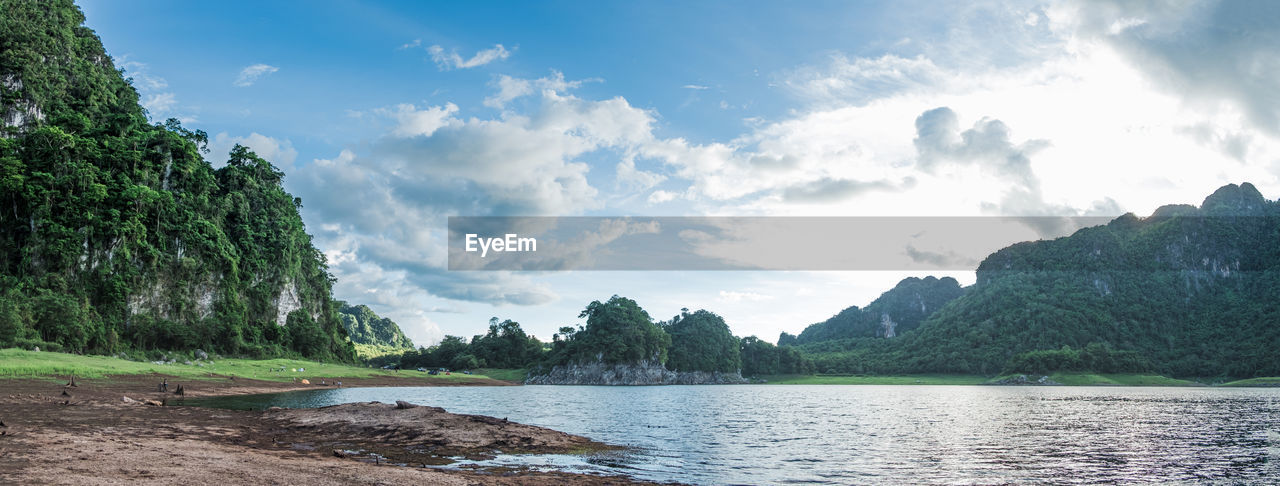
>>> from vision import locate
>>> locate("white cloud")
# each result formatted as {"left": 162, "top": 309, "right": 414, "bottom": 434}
{"left": 376, "top": 103, "right": 459, "bottom": 137}
{"left": 428, "top": 44, "right": 511, "bottom": 70}
{"left": 615, "top": 157, "right": 666, "bottom": 191}
{"left": 207, "top": 132, "right": 298, "bottom": 169}
{"left": 1048, "top": 0, "right": 1280, "bottom": 135}
{"left": 784, "top": 54, "right": 948, "bottom": 106}
{"left": 120, "top": 59, "right": 184, "bottom": 120}
{"left": 484, "top": 71, "right": 590, "bottom": 108}
{"left": 234, "top": 64, "right": 279, "bottom": 87}
{"left": 142, "top": 92, "right": 176, "bottom": 115}
{"left": 260, "top": 1, "right": 1280, "bottom": 342}
{"left": 647, "top": 190, "right": 679, "bottom": 204}
{"left": 287, "top": 87, "right": 666, "bottom": 308}
{"left": 683, "top": 84, "right": 709, "bottom": 90}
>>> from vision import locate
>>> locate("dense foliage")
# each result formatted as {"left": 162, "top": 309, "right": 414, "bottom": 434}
{"left": 377, "top": 318, "right": 545, "bottom": 371}
{"left": 788, "top": 183, "right": 1280, "bottom": 379}
{"left": 335, "top": 301, "right": 413, "bottom": 349}
{"left": 740, "top": 336, "right": 812, "bottom": 375}
{"left": 661, "top": 309, "right": 741, "bottom": 373}
{"left": 0, "top": 0, "right": 353, "bottom": 361}
{"left": 545, "top": 295, "right": 671, "bottom": 366}
{"left": 782, "top": 276, "right": 964, "bottom": 345}
{"left": 373, "top": 297, "right": 803, "bottom": 378}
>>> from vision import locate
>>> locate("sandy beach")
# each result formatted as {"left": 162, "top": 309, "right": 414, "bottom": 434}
{"left": 0, "top": 375, "right": 658, "bottom": 485}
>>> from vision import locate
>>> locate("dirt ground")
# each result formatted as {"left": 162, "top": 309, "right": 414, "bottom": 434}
{"left": 0, "top": 374, "right": 662, "bottom": 485}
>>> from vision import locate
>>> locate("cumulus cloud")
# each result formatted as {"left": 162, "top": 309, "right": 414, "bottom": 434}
{"left": 908, "top": 106, "right": 1123, "bottom": 236}
{"left": 288, "top": 84, "right": 670, "bottom": 308}
{"left": 913, "top": 106, "right": 1048, "bottom": 188}
{"left": 234, "top": 64, "right": 279, "bottom": 87}
{"left": 428, "top": 44, "right": 511, "bottom": 70}
{"left": 376, "top": 103, "right": 459, "bottom": 137}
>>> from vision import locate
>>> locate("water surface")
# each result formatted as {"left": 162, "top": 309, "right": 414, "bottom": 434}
{"left": 193, "top": 385, "right": 1280, "bottom": 484}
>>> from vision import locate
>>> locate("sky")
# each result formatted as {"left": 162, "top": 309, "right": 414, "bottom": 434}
{"left": 79, "top": 0, "right": 1280, "bottom": 346}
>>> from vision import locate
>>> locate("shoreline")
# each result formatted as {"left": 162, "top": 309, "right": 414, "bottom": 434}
{"left": 0, "top": 373, "right": 660, "bottom": 485}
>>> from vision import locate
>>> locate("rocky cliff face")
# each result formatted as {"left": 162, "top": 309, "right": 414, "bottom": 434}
{"left": 525, "top": 360, "right": 747, "bottom": 385}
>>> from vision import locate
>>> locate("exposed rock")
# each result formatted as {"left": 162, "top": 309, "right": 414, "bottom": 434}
{"left": 880, "top": 313, "right": 897, "bottom": 338}
{"left": 525, "top": 359, "right": 747, "bottom": 385}
{"left": 992, "top": 374, "right": 1061, "bottom": 386}
{"left": 265, "top": 402, "right": 606, "bottom": 456}
{"left": 274, "top": 280, "right": 303, "bottom": 327}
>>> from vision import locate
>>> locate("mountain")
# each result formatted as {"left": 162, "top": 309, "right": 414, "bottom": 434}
{"left": 780, "top": 276, "right": 965, "bottom": 346}
{"left": 334, "top": 301, "right": 414, "bottom": 349}
{"left": 793, "top": 183, "right": 1280, "bottom": 378}
{"left": 0, "top": 0, "right": 354, "bottom": 360}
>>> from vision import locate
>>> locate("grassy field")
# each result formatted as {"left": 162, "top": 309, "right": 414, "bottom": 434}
{"left": 474, "top": 368, "right": 528, "bottom": 382}
{"left": 759, "top": 374, "right": 989, "bottom": 385}
{"left": 0, "top": 348, "right": 505, "bottom": 383}
{"left": 1021, "top": 373, "right": 1199, "bottom": 386}
{"left": 1219, "top": 377, "right": 1280, "bottom": 386}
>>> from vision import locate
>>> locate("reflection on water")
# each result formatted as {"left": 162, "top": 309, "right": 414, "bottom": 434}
{"left": 191, "top": 385, "right": 1280, "bottom": 484}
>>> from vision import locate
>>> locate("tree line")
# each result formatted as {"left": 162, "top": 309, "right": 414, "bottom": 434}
{"left": 374, "top": 296, "right": 812, "bottom": 376}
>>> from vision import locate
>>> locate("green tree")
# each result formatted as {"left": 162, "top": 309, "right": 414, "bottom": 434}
{"left": 662, "top": 309, "right": 741, "bottom": 373}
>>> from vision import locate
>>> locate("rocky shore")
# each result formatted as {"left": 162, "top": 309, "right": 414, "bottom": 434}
{"left": 990, "top": 374, "right": 1062, "bottom": 385}
{"left": 525, "top": 360, "right": 747, "bottom": 385}
{"left": 0, "top": 375, "right": 660, "bottom": 485}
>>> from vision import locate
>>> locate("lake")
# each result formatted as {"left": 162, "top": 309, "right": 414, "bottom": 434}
{"left": 192, "top": 385, "right": 1280, "bottom": 484}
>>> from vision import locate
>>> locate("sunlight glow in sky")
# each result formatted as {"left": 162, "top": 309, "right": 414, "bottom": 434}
{"left": 81, "top": 0, "right": 1280, "bottom": 345}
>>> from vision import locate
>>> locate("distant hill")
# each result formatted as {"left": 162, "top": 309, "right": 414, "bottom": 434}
{"left": 0, "top": 0, "right": 353, "bottom": 360}
{"left": 334, "top": 301, "right": 414, "bottom": 349}
{"left": 792, "top": 183, "right": 1280, "bottom": 378}
{"left": 780, "top": 276, "right": 965, "bottom": 345}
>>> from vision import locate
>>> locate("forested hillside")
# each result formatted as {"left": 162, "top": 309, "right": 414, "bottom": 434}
{"left": 780, "top": 276, "right": 964, "bottom": 345}
{"left": 335, "top": 301, "right": 413, "bottom": 349}
{"left": 0, "top": 0, "right": 354, "bottom": 360}
{"left": 792, "top": 183, "right": 1280, "bottom": 378}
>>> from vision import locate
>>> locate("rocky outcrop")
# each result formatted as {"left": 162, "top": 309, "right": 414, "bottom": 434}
{"left": 991, "top": 374, "right": 1061, "bottom": 385}
{"left": 525, "top": 359, "right": 747, "bottom": 385}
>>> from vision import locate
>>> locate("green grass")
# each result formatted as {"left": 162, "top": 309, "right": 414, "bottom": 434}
{"left": 0, "top": 348, "right": 502, "bottom": 383}
{"left": 759, "top": 374, "right": 989, "bottom": 385}
{"left": 474, "top": 368, "right": 527, "bottom": 382}
{"left": 1219, "top": 377, "right": 1280, "bottom": 386}
{"left": 986, "top": 372, "right": 1199, "bottom": 386}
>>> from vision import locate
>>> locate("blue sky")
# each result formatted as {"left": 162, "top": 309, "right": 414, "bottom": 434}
{"left": 80, "top": 1, "right": 1280, "bottom": 346}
